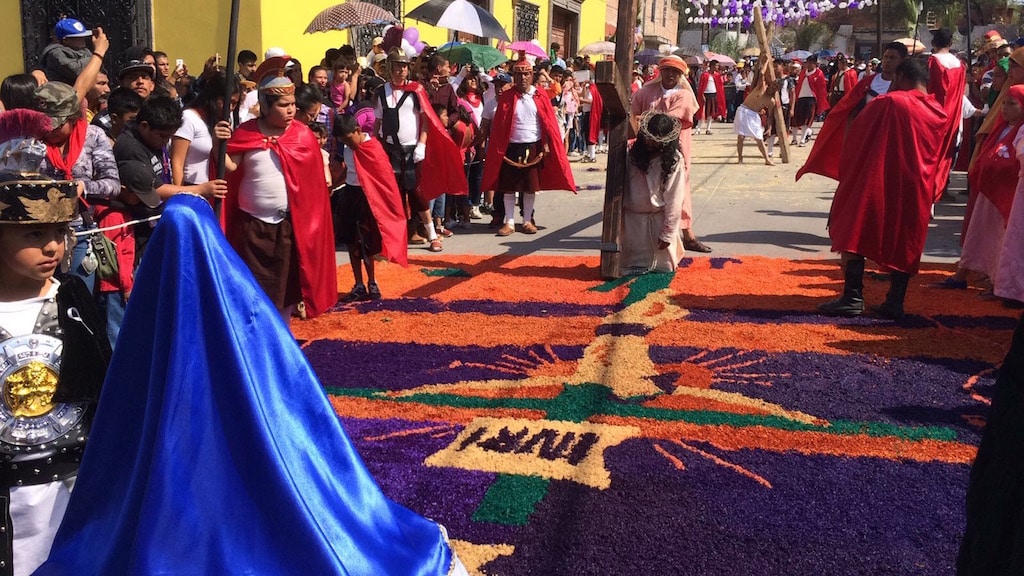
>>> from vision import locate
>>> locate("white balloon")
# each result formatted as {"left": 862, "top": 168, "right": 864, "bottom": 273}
{"left": 401, "top": 38, "right": 417, "bottom": 58}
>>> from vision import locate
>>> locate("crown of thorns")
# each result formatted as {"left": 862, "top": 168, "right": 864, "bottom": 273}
{"left": 638, "top": 110, "right": 681, "bottom": 144}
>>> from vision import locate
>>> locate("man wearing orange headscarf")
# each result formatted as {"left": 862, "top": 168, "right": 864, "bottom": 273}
{"left": 631, "top": 55, "right": 710, "bottom": 253}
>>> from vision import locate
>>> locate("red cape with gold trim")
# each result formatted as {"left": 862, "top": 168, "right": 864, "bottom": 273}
{"left": 794, "top": 68, "right": 831, "bottom": 115}
{"left": 403, "top": 81, "right": 467, "bottom": 203}
{"left": 481, "top": 87, "right": 576, "bottom": 193}
{"left": 827, "top": 90, "right": 947, "bottom": 275}
{"left": 928, "top": 55, "right": 967, "bottom": 202}
{"left": 795, "top": 74, "right": 875, "bottom": 182}
{"left": 352, "top": 136, "right": 409, "bottom": 267}
{"left": 223, "top": 119, "right": 337, "bottom": 318}
{"left": 696, "top": 72, "right": 726, "bottom": 121}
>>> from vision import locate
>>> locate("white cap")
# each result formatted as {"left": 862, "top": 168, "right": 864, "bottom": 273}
{"left": 265, "top": 47, "right": 286, "bottom": 59}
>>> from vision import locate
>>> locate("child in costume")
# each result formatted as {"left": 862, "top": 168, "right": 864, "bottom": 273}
{"left": 0, "top": 109, "right": 110, "bottom": 576}
{"left": 335, "top": 112, "right": 408, "bottom": 302}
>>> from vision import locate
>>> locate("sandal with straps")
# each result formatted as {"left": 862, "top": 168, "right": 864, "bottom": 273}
{"left": 428, "top": 238, "right": 443, "bottom": 252}
{"left": 683, "top": 237, "right": 713, "bottom": 253}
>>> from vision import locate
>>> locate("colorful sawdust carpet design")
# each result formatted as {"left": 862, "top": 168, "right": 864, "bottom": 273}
{"left": 294, "top": 255, "right": 1017, "bottom": 575}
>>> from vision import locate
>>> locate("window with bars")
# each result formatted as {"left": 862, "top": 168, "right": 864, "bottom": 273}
{"left": 515, "top": 1, "right": 539, "bottom": 42}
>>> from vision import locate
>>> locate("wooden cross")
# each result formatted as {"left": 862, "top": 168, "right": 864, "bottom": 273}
{"left": 752, "top": 8, "right": 791, "bottom": 163}
{"left": 595, "top": 0, "right": 637, "bottom": 279}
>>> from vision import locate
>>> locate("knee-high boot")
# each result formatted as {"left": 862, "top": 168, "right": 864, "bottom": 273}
{"left": 818, "top": 258, "right": 865, "bottom": 317}
{"left": 873, "top": 271, "right": 911, "bottom": 320}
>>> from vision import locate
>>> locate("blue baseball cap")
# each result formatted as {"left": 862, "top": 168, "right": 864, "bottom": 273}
{"left": 493, "top": 71, "right": 512, "bottom": 84}
{"left": 54, "top": 18, "right": 92, "bottom": 40}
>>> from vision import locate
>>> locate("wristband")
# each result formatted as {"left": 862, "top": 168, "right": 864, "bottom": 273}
{"left": 92, "top": 51, "right": 105, "bottom": 58}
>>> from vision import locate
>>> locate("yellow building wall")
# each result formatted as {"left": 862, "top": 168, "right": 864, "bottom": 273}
{"left": 0, "top": 3, "right": 25, "bottom": 78}
{"left": 153, "top": 0, "right": 263, "bottom": 77}
{"left": 579, "top": 1, "right": 607, "bottom": 48}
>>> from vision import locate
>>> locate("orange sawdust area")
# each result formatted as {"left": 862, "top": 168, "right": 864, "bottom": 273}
{"left": 297, "top": 255, "right": 1018, "bottom": 365}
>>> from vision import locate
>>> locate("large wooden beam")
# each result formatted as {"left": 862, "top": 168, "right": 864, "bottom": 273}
{"left": 596, "top": 0, "right": 638, "bottom": 279}
{"left": 752, "top": 9, "right": 791, "bottom": 164}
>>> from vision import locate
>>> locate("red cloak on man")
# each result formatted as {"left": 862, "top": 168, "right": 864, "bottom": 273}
{"left": 351, "top": 136, "right": 409, "bottom": 267}
{"left": 396, "top": 81, "right": 468, "bottom": 203}
{"left": 928, "top": 54, "right": 968, "bottom": 202}
{"left": 796, "top": 74, "right": 875, "bottom": 182}
{"left": 827, "top": 90, "right": 948, "bottom": 275}
{"left": 832, "top": 67, "right": 859, "bottom": 94}
{"left": 222, "top": 120, "right": 337, "bottom": 318}
{"left": 587, "top": 81, "right": 604, "bottom": 144}
{"left": 696, "top": 70, "right": 726, "bottom": 121}
{"left": 794, "top": 66, "right": 831, "bottom": 116}
{"left": 481, "top": 87, "right": 576, "bottom": 193}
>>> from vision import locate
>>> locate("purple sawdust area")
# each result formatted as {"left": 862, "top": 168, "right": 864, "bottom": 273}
{"left": 648, "top": 345, "right": 992, "bottom": 444}
{"left": 306, "top": 340, "right": 585, "bottom": 390}
{"left": 342, "top": 416, "right": 967, "bottom": 576}
{"left": 343, "top": 297, "right": 617, "bottom": 317}
{"left": 478, "top": 441, "right": 965, "bottom": 576}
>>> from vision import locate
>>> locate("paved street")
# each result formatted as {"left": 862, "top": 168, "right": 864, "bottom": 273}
{"left": 389, "top": 124, "right": 966, "bottom": 264}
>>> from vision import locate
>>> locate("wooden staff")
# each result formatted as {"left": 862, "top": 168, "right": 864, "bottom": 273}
{"left": 215, "top": 0, "right": 242, "bottom": 216}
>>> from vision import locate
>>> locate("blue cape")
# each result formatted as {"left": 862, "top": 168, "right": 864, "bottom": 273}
{"left": 36, "top": 195, "right": 455, "bottom": 575}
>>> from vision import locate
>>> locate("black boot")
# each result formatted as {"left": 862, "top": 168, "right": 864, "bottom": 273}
{"left": 818, "top": 258, "right": 865, "bottom": 317}
{"left": 873, "top": 271, "right": 911, "bottom": 320}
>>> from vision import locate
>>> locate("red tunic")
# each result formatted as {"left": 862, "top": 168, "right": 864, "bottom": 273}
{"left": 928, "top": 55, "right": 968, "bottom": 202}
{"left": 481, "top": 87, "right": 576, "bottom": 194}
{"left": 223, "top": 120, "right": 337, "bottom": 318}
{"left": 696, "top": 72, "right": 726, "bottom": 121}
{"left": 351, "top": 136, "right": 409, "bottom": 267}
{"left": 827, "top": 90, "right": 948, "bottom": 274}
{"left": 794, "top": 68, "right": 831, "bottom": 115}
{"left": 587, "top": 82, "right": 604, "bottom": 144}
{"left": 796, "top": 74, "right": 875, "bottom": 182}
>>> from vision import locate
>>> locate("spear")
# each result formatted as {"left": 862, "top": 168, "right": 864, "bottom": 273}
{"left": 215, "top": 0, "right": 242, "bottom": 216}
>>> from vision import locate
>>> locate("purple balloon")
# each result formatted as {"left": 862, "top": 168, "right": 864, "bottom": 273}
{"left": 413, "top": 40, "right": 426, "bottom": 53}
{"left": 404, "top": 26, "right": 419, "bottom": 44}
{"left": 711, "top": 16, "right": 719, "bottom": 26}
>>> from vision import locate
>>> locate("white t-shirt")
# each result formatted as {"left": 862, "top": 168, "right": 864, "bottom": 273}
{"left": 932, "top": 52, "right": 961, "bottom": 70}
{"left": 374, "top": 84, "right": 420, "bottom": 146}
{"left": 239, "top": 90, "right": 260, "bottom": 124}
{"left": 704, "top": 73, "right": 717, "bottom": 94}
{"left": 510, "top": 88, "right": 542, "bottom": 143}
{"left": 798, "top": 74, "right": 814, "bottom": 98}
{"left": 173, "top": 108, "right": 213, "bottom": 184}
{"left": 867, "top": 74, "right": 892, "bottom": 103}
{"left": 238, "top": 147, "right": 289, "bottom": 223}
{"left": 0, "top": 280, "right": 77, "bottom": 576}
{"left": 343, "top": 143, "right": 361, "bottom": 187}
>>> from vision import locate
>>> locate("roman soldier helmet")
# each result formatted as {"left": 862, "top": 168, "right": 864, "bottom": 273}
{"left": 253, "top": 55, "right": 295, "bottom": 111}
{"left": 0, "top": 109, "right": 77, "bottom": 224}
{"left": 386, "top": 47, "right": 410, "bottom": 65}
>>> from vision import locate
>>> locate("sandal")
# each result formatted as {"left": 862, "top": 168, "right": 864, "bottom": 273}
{"left": 683, "top": 238, "right": 713, "bottom": 253}
{"left": 428, "top": 238, "right": 443, "bottom": 252}
{"left": 438, "top": 226, "right": 454, "bottom": 238}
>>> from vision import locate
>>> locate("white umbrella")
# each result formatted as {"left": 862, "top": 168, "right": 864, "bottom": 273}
{"left": 405, "top": 0, "right": 510, "bottom": 42}
{"left": 579, "top": 40, "right": 615, "bottom": 57}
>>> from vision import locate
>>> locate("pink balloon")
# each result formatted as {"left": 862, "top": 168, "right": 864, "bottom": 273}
{"left": 403, "top": 27, "right": 419, "bottom": 45}
{"left": 414, "top": 41, "right": 426, "bottom": 53}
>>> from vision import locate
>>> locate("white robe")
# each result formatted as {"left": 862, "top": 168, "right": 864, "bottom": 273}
{"left": 622, "top": 146, "right": 687, "bottom": 273}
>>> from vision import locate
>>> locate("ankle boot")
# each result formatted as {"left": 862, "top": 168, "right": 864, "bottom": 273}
{"left": 873, "top": 271, "right": 911, "bottom": 320}
{"left": 818, "top": 258, "right": 865, "bottom": 317}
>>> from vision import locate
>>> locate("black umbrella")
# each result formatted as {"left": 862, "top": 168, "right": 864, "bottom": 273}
{"left": 405, "top": 0, "right": 510, "bottom": 42}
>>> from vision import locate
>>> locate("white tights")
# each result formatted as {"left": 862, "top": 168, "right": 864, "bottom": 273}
{"left": 504, "top": 192, "right": 536, "bottom": 225}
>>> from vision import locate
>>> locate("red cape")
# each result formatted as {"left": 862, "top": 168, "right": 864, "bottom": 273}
{"left": 400, "top": 82, "right": 467, "bottom": 203}
{"left": 963, "top": 121, "right": 1021, "bottom": 242}
{"left": 794, "top": 68, "right": 831, "bottom": 115}
{"left": 796, "top": 74, "right": 875, "bottom": 182}
{"left": 827, "top": 90, "right": 948, "bottom": 274}
{"left": 928, "top": 56, "right": 967, "bottom": 202}
{"left": 832, "top": 68, "right": 858, "bottom": 93}
{"left": 588, "top": 82, "right": 604, "bottom": 144}
{"left": 696, "top": 72, "right": 726, "bottom": 120}
{"left": 352, "top": 136, "right": 409, "bottom": 267}
{"left": 223, "top": 120, "right": 337, "bottom": 318}
{"left": 481, "top": 87, "right": 576, "bottom": 193}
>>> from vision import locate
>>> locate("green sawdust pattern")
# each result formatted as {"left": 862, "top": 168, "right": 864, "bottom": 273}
{"left": 589, "top": 272, "right": 674, "bottom": 307}
{"left": 420, "top": 267, "right": 472, "bottom": 277}
{"left": 472, "top": 474, "right": 550, "bottom": 526}
{"left": 326, "top": 384, "right": 957, "bottom": 442}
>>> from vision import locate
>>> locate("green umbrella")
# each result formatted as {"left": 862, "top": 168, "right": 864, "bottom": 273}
{"left": 445, "top": 43, "right": 508, "bottom": 71}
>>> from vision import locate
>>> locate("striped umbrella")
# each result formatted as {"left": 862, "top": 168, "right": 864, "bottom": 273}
{"left": 305, "top": 1, "right": 397, "bottom": 33}
{"left": 405, "top": 0, "right": 510, "bottom": 42}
